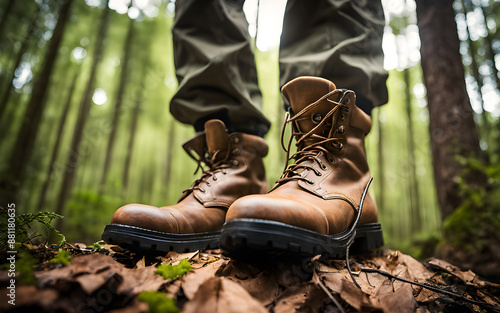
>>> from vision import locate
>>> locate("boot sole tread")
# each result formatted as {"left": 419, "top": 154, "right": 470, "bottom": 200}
{"left": 101, "top": 224, "right": 220, "bottom": 254}
{"left": 219, "top": 218, "right": 384, "bottom": 259}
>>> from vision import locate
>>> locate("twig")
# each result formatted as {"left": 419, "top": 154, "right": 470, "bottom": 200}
{"left": 313, "top": 268, "right": 345, "bottom": 313}
{"left": 361, "top": 267, "right": 500, "bottom": 312}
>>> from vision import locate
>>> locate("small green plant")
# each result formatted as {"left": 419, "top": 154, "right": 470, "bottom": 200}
{"left": 0, "top": 209, "right": 66, "bottom": 250}
{"left": 0, "top": 250, "right": 38, "bottom": 285}
{"left": 154, "top": 259, "right": 192, "bottom": 280}
{"left": 138, "top": 291, "right": 179, "bottom": 313}
{"left": 49, "top": 250, "right": 71, "bottom": 266}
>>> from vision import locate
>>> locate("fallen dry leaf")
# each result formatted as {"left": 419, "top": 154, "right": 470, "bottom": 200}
{"left": 182, "top": 277, "right": 267, "bottom": 313}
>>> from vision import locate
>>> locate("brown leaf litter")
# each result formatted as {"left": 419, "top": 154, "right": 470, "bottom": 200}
{"left": 0, "top": 244, "right": 499, "bottom": 313}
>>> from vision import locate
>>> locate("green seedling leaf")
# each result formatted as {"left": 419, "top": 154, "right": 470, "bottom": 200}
{"left": 92, "top": 242, "right": 102, "bottom": 251}
{"left": 138, "top": 291, "right": 179, "bottom": 313}
{"left": 154, "top": 259, "right": 191, "bottom": 280}
{"left": 1, "top": 251, "right": 38, "bottom": 285}
{"left": 49, "top": 250, "right": 71, "bottom": 266}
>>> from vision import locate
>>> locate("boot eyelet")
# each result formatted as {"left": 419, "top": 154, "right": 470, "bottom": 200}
{"left": 340, "top": 114, "right": 346, "bottom": 121}
{"left": 345, "top": 97, "right": 351, "bottom": 104}
{"left": 320, "top": 164, "right": 327, "bottom": 171}
{"left": 200, "top": 188, "right": 206, "bottom": 193}
{"left": 232, "top": 160, "right": 239, "bottom": 166}
{"left": 222, "top": 170, "right": 228, "bottom": 175}
{"left": 337, "top": 143, "right": 344, "bottom": 150}
{"left": 305, "top": 179, "right": 315, "bottom": 185}
{"left": 232, "top": 148, "right": 240, "bottom": 155}
{"left": 311, "top": 113, "right": 323, "bottom": 124}
{"left": 213, "top": 176, "right": 217, "bottom": 181}
{"left": 232, "top": 137, "right": 240, "bottom": 144}
{"left": 315, "top": 172, "right": 322, "bottom": 177}
{"left": 206, "top": 182, "right": 211, "bottom": 187}
{"left": 337, "top": 125, "right": 345, "bottom": 135}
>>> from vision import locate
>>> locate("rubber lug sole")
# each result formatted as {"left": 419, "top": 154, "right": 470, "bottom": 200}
{"left": 219, "top": 218, "right": 383, "bottom": 259}
{"left": 102, "top": 224, "right": 220, "bottom": 254}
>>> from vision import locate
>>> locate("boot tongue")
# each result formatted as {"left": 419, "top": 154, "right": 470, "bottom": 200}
{"left": 281, "top": 76, "right": 337, "bottom": 134}
{"left": 204, "top": 119, "right": 229, "bottom": 162}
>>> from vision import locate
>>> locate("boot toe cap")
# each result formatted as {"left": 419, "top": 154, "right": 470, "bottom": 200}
{"left": 111, "top": 204, "right": 180, "bottom": 233}
{"left": 226, "top": 194, "right": 328, "bottom": 234}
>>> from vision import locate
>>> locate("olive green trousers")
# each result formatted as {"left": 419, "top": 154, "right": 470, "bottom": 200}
{"left": 171, "top": 0, "right": 388, "bottom": 136}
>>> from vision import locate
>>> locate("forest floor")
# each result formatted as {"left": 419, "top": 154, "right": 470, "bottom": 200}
{"left": 1, "top": 243, "right": 500, "bottom": 313}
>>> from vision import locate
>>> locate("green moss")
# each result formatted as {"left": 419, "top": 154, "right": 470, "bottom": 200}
{"left": 49, "top": 250, "right": 71, "bottom": 266}
{"left": 138, "top": 291, "right": 179, "bottom": 313}
{"left": 154, "top": 259, "right": 191, "bottom": 280}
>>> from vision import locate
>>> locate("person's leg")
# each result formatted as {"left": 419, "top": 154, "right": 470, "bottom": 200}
{"left": 102, "top": 0, "right": 271, "bottom": 253}
{"left": 279, "top": 0, "right": 388, "bottom": 115}
{"left": 171, "top": 0, "right": 270, "bottom": 136}
{"left": 221, "top": 1, "right": 388, "bottom": 258}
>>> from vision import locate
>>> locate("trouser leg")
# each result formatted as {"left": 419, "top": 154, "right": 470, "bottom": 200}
{"left": 279, "top": 0, "right": 388, "bottom": 115}
{"left": 171, "top": 0, "right": 270, "bottom": 136}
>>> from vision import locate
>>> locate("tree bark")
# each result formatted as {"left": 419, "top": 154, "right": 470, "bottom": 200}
{"left": 415, "top": 0, "right": 486, "bottom": 218}
{"left": 54, "top": 3, "right": 110, "bottom": 230}
{"left": 123, "top": 84, "right": 143, "bottom": 191}
{"left": 36, "top": 70, "right": 79, "bottom": 211}
{"left": 0, "top": 0, "right": 72, "bottom": 207}
{"left": 0, "top": 7, "right": 40, "bottom": 119}
{"left": 404, "top": 68, "right": 421, "bottom": 231}
{"left": 100, "top": 18, "right": 134, "bottom": 191}
{"left": 0, "top": 0, "right": 15, "bottom": 38}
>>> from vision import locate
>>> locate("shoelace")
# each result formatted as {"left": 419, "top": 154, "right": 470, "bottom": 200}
{"left": 183, "top": 148, "right": 233, "bottom": 194}
{"left": 278, "top": 89, "right": 349, "bottom": 185}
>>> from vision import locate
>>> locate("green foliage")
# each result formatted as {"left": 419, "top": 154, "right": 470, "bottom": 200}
{"left": 91, "top": 242, "right": 103, "bottom": 251}
{"left": 49, "top": 250, "right": 71, "bottom": 266}
{"left": 154, "top": 259, "right": 192, "bottom": 280}
{"left": 138, "top": 291, "right": 179, "bottom": 313}
{"left": 444, "top": 157, "right": 500, "bottom": 252}
{"left": 0, "top": 250, "right": 38, "bottom": 285}
{"left": 0, "top": 209, "right": 66, "bottom": 250}
{"left": 65, "top": 190, "right": 124, "bottom": 243}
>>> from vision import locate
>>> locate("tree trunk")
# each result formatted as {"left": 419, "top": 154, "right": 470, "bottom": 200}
{"left": 36, "top": 70, "right": 79, "bottom": 211}
{"left": 100, "top": 18, "right": 134, "bottom": 191}
{"left": 0, "top": 7, "right": 40, "bottom": 119}
{"left": 415, "top": 0, "right": 486, "bottom": 218}
{"left": 376, "top": 109, "right": 384, "bottom": 213}
{"left": 54, "top": 3, "right": 110, "bottom": 230}
{"left": 163, "top": 120, "right": 176, "bottom": 200}
{"left": 123, "top": 84, "right": 143, "bottom": 191}
{"left": 459, "top": 0, "right": 488, "bottom": 130}
{"left": 0, "top": 0, "right": 15, "bottom": 38}
{"left": 478, "top": 3, "right": 500, "bottom": 89}
{"left": 0, "top": 0, "right": 72, "bottom": 207}
{"left": 403, "top": 68, "right": 421, "bottom": 232}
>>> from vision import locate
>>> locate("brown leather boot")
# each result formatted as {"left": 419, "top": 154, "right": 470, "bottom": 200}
{"left": 102, "top": 119, "right": 268, "bottom": 253}
{"left": 220, "top": 77, "right": 383, "bottom": 258}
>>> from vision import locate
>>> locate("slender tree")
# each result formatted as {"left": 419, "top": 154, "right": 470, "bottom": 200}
{"left": 459, "top": 0, "right": 488, "bottom": 130}
{"left": 163, "top": 119, "right": 176, "bottom": 199}
{"left": 36, "top": 70, "right": 79, "bottom": 211}
{"left": 54, "top": 2, "right": 110, "bottom": 230}
{"left": 0, "top": 0, "right": 15, "bottom": 38}
{"left": 478, "top": 2, "right": 500, "bottom": 89}
{"left": 123, "top": 83, "right": 144, "bottom": 191}
{"left": 403, "top": 68, "right": 421, "bottom": 231}
{"left": 0, "top": 7, "right": 40, "bottom": 119}
{"left": 0, "top": 0, "right": 73, "bottom": 208}
{"left": 416, "top": 0, "right": 487, "bottom": 218}
{"left": 100, "top": 17, "right": 135, "bottom": 191}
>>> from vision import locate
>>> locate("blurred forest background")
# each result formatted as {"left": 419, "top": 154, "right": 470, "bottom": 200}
{"left": 0, "top": 0, "right": 499, "bottom": 278}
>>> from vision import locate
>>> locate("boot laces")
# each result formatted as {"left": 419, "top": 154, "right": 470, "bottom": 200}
{"left": 277, "top": 89, "right": 349, "bottom": 185}
{"left": 183, "top": 148, "right": 233, "bottom": 194}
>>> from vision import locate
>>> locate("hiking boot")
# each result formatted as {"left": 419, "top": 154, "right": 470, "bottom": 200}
{"left": 102, "top": 119, "right": 268, "bottom": 253}
{"left": 220, "top": 76, "right": 383, "bottom": 258}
